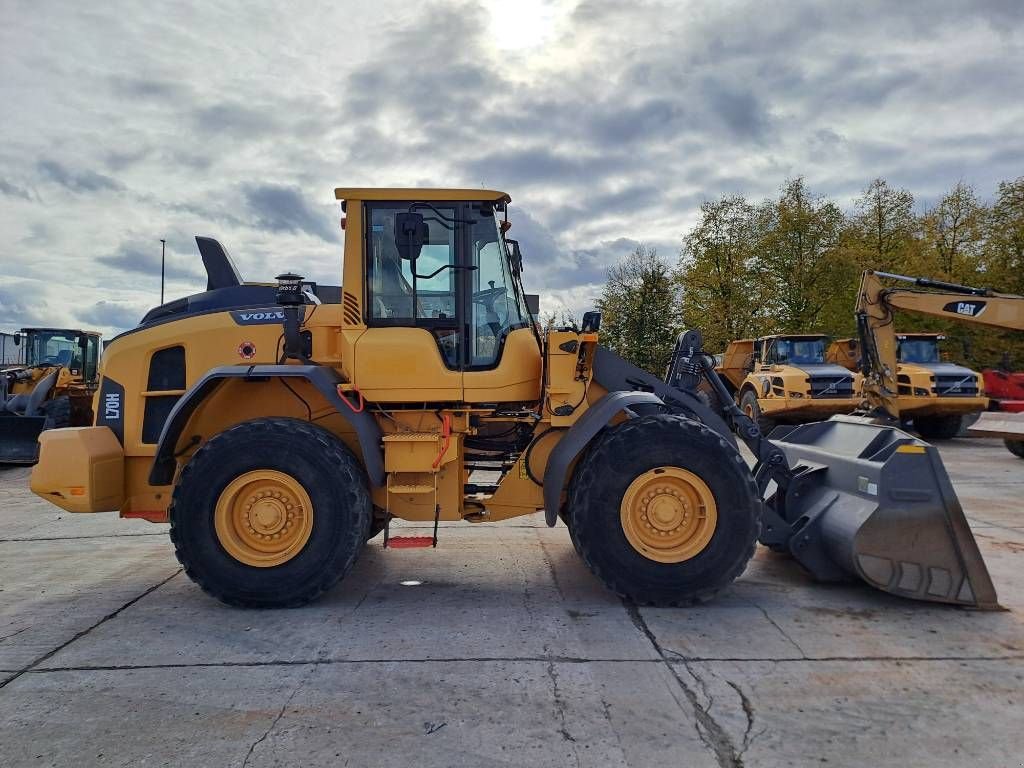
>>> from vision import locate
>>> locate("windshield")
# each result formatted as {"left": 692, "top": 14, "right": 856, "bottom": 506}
{"left": 898, "top": 339, "right": 940, "bottom": 364}
{"left": 771, "top": 338, "right": 826, "bottom": 365}
{"left": 25, "top": 330, "right": 82, "bottom": 369}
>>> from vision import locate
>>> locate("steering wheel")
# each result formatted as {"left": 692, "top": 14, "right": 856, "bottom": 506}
{"left": 472, "top": 286, "right": 508, "bottom": 339}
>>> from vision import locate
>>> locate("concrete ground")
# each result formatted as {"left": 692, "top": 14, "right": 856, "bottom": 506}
{"left": 0, "top": 440, "right": 1022, "bottom": 767}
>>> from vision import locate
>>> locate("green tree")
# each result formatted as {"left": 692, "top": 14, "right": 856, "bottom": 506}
{"left": 596, "top": 245, "right": 681, "bottom": 374}
{"left": 677, "top": 195, "right": 762, "bottom": 352}
{"left": 753, "top": 178, "right": 856, "bottom": 335}
{"left": 985, "top": 176, "right": 1024, "bottom": 295}
{"left": 846, "top": 178, "right": 916, "bottom": 271}
{"left": 915, "top": 181, "right": 985, "bottom": 281}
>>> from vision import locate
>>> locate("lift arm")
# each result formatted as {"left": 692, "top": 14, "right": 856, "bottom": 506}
{"left": 856, "top": 270, "right": 1024, "bottom": 418}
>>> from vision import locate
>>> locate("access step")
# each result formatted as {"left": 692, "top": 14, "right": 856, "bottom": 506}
{"left": 385, "top": 536, "right": 436, "bottom": 549}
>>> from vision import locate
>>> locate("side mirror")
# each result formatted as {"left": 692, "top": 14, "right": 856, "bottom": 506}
{"left": 13, "top": 334, "right": 20, "bottom": 346}
{"left": 581, "top": 311, "right": 601, "bottom": 333}
{"left": 395, "top": 212, "right": 426, "bottom": 262}
{"left": 506, "top": 238, "right": 523, "bottom": 275}
{"left": 524, "top": 293, "right": 540, "bottom": 315}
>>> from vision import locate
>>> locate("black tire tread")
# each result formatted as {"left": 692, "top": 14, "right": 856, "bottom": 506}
{"left": 569, "top": 414, "right": 761, "bottom": 606}
{"left": 169, "top": 417, "right": 370, "bottom": 608}
{"left": 1006, "top": 439, "right": 1024, "bottom": 459}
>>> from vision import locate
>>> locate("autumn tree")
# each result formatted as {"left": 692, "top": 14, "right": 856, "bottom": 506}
{"left": 677, "top": 195, "right": 763, "bottom": 352}
{"left": 753, "top": 178, "right": 857, "bottom": 335}
{"left": 916, "top": 181, "right": 985, "bottom": 281}
{"left": 596, "top": 245, "right": 681, "bottom": 374}
{"left": 846, "top": 178, "right": 917, "bottom": 271}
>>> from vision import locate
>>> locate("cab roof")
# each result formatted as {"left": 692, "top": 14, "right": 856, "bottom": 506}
{"left": 334, "top": 188, "right": 511, "bottom": 204}
{"left": 21, "top": 327, "right": 100, "bottom": 336}
{"left": 757, "top": 334, "right": 828, "bottom": 341}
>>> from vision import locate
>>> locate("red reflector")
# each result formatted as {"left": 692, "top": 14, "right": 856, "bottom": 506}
{"left": 340, "top": 217, "right": 347, "bottom": 230}
{"left": 386, "top": 536, "right": 435, "bottom": 549}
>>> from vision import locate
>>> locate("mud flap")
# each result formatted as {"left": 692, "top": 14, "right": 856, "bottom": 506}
{"left": 0, "top": 415, "right": 46, "bottom": 464}
{"left": 765, "top": 416, "right": 999, "bottom": 609}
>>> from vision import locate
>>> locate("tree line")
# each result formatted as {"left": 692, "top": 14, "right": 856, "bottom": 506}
{"left": 593, "top": 176, "right": 1024, "bottom": 374}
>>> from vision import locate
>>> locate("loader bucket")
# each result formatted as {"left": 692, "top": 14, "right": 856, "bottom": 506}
{"left": 0, "top": 415, "right": 46, "bottom": 464}
{"left": 766, "top": 416, "right": 999, "bottom": 609}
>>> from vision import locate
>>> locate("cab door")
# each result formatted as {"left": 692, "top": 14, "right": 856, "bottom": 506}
{"left": 351, "top": 201, "right": 463, "bottom": 402}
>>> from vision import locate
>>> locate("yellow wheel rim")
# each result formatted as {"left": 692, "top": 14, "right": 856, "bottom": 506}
{"left": 214, "top": 470, "right": 314, "bottom": 567}
{"left": 620, "top": 466, "right": 718, "bottom": 564}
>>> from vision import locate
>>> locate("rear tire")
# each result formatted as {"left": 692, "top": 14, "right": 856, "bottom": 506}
{"left": 914, "top": 414, "right": 963, "bottom": 441}
{"left": 568, "top": 414, "right": 760, "bottom": 605}
{"left": 1006, "top": 439, "right": 1024, "bottom": 459}
{"left": 739, "top": 390, "right": 775, "bottom": 435}
{"left": 170, "top": 418, "right": 371, "bottom": 608}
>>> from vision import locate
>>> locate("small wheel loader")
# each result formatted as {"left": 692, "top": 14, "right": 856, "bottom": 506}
{"left": 27, "top": 191, "right": 1001, "bottom": 609}
{"left": 1, "top": 327, "right": 101, "bottom": 463}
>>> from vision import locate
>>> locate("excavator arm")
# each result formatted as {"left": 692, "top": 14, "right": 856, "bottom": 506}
{"left": 856, "top": 270, "right": 1024, "bottom": 418}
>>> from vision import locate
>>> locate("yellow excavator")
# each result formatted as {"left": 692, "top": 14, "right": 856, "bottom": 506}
{"left": 25, "top": 191, "right": 1004, "bottom": 611}
{"left": 849, "top": 270, "right": 1024, "bottom": 457}
{"left": 827, "top": 332, "right": 988, "bottom": 439}
{"left": 1, "top": 327, "right": 101, "bottom": 463}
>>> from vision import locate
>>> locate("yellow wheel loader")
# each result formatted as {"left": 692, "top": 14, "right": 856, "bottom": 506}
{"left": 1, "top": 327, "right": 101, "bottom": 463}
{"left": 27, "top": 191, "right": 999, "bottom": 610}
{"left": 827, "top": 333, "right": 987, "bottom": 440}
{"left": 714, "top": 335, "right": 861, "bottom": 433}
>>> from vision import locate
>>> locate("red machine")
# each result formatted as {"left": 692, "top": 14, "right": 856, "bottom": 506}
{"left": 982, "top": 369, "right": 1024, "bottom": 414}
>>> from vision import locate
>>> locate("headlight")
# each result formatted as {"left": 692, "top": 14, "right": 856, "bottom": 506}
{"left": 788, "top": 392, "right": 804, "bottom": 399}
{"left": 914, "top": 387, "right": 929, "bottom": 396}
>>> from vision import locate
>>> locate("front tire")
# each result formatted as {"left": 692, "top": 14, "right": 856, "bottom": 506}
{"left": 170, "top": 418, "right": 371, "bottom": 608}
{"left": 568, "top": 414, "right": 760, "bottom": 605}
{"left": 914, "top": 414, "right": 963, "bottom": 441}
{"left": 1006, "top": 439, "right": 1024, "bottom": 459}
{"left": 739, "top": 389, "right": 775, "bottom": 435}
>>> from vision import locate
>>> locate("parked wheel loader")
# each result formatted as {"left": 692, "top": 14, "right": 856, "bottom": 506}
{"left": 27, "top": 191, "right": 999, "bottom": 610}
{"left": 713, "top": 335, "right": 861, "bottom": 432}
{"left": 827, "top": 333, "right": 987, "bottom": 439}
{"left": 1, "top": 327, "right": 101, "bottom": 463}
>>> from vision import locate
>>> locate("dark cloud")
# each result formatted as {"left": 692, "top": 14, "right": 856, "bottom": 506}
{"left": 36, "top": 159, "right": 124, "bottom": 193}
{"left": 0, "top": 179, "right": 33, "bottom": 200}
{"left": 97, "top": 241, "right": 205, "bottom": 283}
{"left": 242, "top": 184, "right": 337, "bottom": 242}
{"left": 0, "top": 285, "right": 49, "bottom": 326}
{"left": 109, "top": 76, "right": 191, "bottom": 102}
{"left": 78, "top": 300, "right": 144, "bottom": 331}
{"left": 193, "top": 102, "right": 281, "bottom": 138}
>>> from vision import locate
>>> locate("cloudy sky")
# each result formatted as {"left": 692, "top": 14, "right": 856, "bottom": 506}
{"left": 2, "top": 0, "right": 1023, "bottom": 336}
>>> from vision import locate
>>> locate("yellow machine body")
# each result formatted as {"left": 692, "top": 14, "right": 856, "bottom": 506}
{"left": 716, "top": 335, "right": 862, "bottom": 424}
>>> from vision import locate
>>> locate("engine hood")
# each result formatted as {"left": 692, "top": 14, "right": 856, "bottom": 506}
{"left": 908, "top": 362, "right": 978, "bottom": 377}
{"left": 792, "top": 363, "right": 856, "bottom": 378}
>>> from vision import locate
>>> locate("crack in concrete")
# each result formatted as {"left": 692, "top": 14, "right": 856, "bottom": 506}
{"left": 0, "top": 569, "right": 182, "bottom": 692}
{"left": 544, "top": 659, "right": 582, "bottom": 767}
{"left": 741, "top": 596, "right": 807, "bottom": 658}
{"left": 0, "top": 626, "right": 31, "bottom": 644}
{"left": 0, "top": 532, "right": 168, "bottom": 543}
{"left": 535, "top": 533, "right": 567, "bottom": 601}
{"left": 240, "top": 672, "right": 307, "bottom": 768}
{"left": 725, "top": 679, "right": 763, "bottom": 760}
{"left": 623, "top": 600, "right": 743, "bottom": 768}
{"left": 20, "top": 653, "right": 1024, "bottom": 675}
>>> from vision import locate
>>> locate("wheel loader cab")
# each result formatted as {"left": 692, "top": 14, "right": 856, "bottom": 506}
{"left": 337, "top": 189, "right": 541, "bottom": 403}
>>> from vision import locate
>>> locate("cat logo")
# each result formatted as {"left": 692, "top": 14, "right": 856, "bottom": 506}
{"left": 942, "top": 300, "right": 986, "bottom": 318}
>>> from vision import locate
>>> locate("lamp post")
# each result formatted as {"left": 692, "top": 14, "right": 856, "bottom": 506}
{"left": 160, "top": 239, "right": 166, "bottom": 305}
